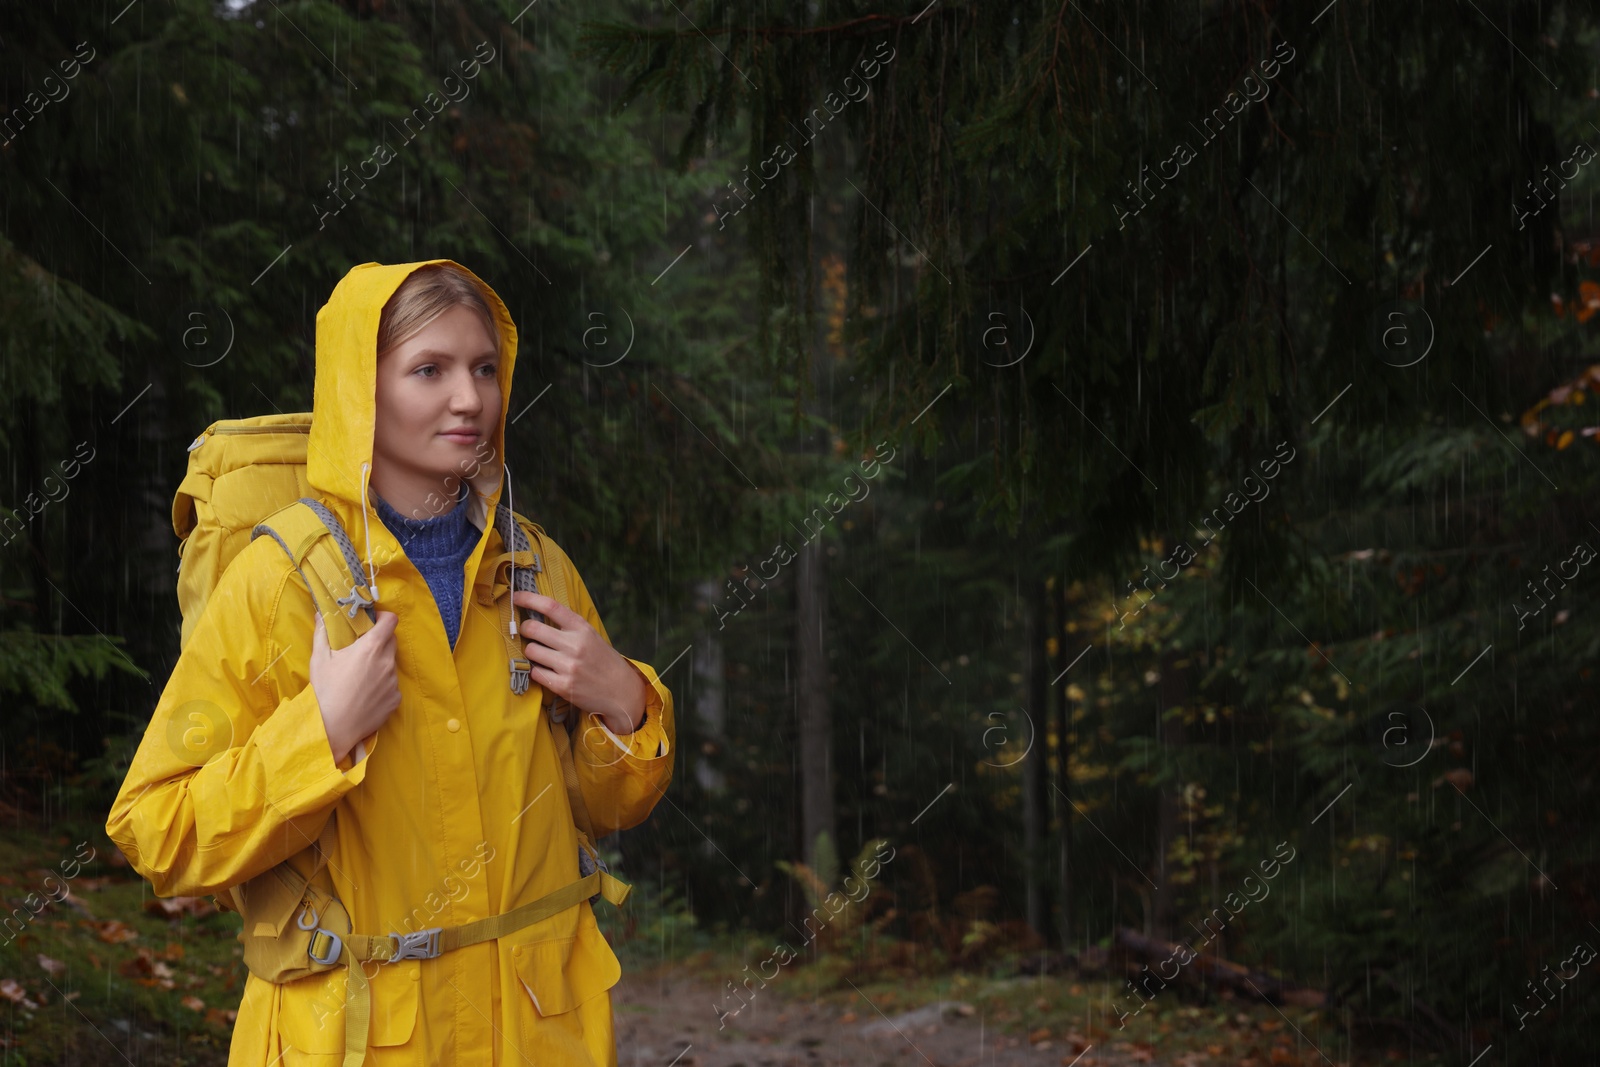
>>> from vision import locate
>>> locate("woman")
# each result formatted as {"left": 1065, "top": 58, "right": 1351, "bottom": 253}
{"left": 105, "top": 259, "right": 675, "bottom": 1066}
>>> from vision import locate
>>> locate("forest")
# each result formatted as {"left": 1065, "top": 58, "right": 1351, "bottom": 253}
{"left": 1, "top": 1, "right": 1598, "bottom": 1064}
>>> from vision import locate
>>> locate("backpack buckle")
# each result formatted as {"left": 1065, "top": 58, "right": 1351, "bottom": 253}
{"left": 308, "top": 928, "right": 344, "bottom": 965}
{"left": 389, "top": 927, "right": 442, "bottom": 961}
{"left": 578, "top": 842, "right": 608, "bottom": 904}
{"left": 297, "top": 901, "right": 345, "bottom": 965}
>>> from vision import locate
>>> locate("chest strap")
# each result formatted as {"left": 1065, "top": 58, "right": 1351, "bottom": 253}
{"left": 305, "top": 869, "right": 631, "bottom": 1067}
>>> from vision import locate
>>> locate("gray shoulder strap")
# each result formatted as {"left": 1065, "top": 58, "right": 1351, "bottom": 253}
{"left": 249, "top": 498, "right": 376, "bottom": 624}
{"left": 298, "top": 497, "right": 376, "bottom": 621}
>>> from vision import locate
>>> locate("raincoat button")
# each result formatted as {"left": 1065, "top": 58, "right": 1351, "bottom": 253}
{"left": 411, "top": 967, "right": 420, "bottom": 981}
{"left": 447, "top": 718, "right": 461, "bottom": 732}
{"left": 476, "top": 589, "right": 493, "bottom": 605}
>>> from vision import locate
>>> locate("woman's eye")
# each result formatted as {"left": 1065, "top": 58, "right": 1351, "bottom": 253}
{"left": 413, "top": 363, "right": 494, "bottom": 379}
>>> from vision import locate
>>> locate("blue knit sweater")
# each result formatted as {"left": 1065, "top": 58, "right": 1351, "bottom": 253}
{"left": 371, "top": 480, "right": 480, "bottom": 650}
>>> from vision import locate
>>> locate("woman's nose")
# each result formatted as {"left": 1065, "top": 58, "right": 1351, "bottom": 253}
{"left": 450, "top": 370, "right": 484, "bottom": 413}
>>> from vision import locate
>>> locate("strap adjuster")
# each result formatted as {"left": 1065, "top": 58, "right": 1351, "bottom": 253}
{"left": 336, "top": 584, "right": 374, "bottom": 618}
{"left": 389, "top": 927, "right": 443, "bottom": 960}
{"left": 297, "top": 904, "right": 345, "bottom": 965}
{"left": 308, "top": 928, "right": 344, "bottom": 965}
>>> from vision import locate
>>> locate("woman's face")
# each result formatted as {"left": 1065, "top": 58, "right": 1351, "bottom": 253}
{"left": 372, "top": 304, "right": 501, "bottom": 512}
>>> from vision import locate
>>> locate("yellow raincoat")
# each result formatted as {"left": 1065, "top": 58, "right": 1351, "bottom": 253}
{"left": 105, "top": 259, "right": 675, "bottom": 1066}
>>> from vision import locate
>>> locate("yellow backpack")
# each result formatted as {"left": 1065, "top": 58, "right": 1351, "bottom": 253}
{"left": 172, "top": 412, "right": 629, "bottom": 1067}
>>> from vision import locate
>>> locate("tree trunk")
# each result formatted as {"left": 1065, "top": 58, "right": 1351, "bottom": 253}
{"left": 1023, "top": 576, "right": 1050, "bottom": 940}
{"left": 1052, "top": 578, "right": 1072, "bottom": 953}
{"left": 1152, "top": 647, "right": 1190, "bottom": 941}
{"left": 796, "top": 539, "right": 834, "bottom": 869}
{"left": 693, "top": 578, "right": 727, "bottom": 795}
{"left": 17, "top": 400, "right": 48, "bottom": 630}
{"left": 1153, "top": 780, "right": 1177, "bottom": 938}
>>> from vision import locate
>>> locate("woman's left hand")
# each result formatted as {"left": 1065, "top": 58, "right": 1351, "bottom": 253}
{"left": 511, "top": 591, "right": 648, "bottom": 735}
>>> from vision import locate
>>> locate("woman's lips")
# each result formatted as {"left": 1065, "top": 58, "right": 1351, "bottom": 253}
{"left": 439, "top": 431, "right": 480, "bottom": 444}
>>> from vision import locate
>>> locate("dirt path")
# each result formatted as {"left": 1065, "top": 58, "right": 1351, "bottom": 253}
{"left": 612, "top": 966, "right": 1174, "bottom": 1067}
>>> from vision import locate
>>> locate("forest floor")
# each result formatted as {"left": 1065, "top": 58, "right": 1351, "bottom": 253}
{"left": 0, "top": 824, "right": 1442, "bottom": 1067}
{"left": 610, "top": 949, "right": 1413, "bottom": 1067}
{"left": 615, "top": 961, "right": 1175, "bottom": 1067}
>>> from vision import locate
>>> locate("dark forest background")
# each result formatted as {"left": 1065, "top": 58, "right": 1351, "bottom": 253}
{"left": 3, "top": 0, "right": 1599, "bottom": 1063}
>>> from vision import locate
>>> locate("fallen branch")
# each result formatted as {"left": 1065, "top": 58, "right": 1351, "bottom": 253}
{"left": 1113, "top": 926, "right": 1326, "bottom": 1008}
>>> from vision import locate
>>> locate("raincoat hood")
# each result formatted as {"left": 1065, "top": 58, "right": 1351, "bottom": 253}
{"left": 308, "top": 259, "right": 520, "bottom": 598}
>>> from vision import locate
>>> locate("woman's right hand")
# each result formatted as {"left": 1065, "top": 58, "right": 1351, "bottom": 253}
{"left": 309, "top": 610, "right": 401, "bottom": 764}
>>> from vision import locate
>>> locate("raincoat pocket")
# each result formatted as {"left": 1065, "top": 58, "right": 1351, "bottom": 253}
{"left": 276, "top": 958, "right": 421, "bottom": 1060}
{"left": 511, "top": 906, "right": 620, "bottom": 1017}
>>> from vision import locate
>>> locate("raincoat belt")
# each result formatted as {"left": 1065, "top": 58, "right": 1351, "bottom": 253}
{"left": 308, "top": 869, "right": 632, "bottom": 1067}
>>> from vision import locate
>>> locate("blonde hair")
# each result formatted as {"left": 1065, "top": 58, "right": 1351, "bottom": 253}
{"left": 376, "top": 263, "right": 502, "bottom": 359}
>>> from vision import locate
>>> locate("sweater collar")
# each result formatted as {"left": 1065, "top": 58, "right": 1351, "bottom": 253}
{"left": 370, "top": 479, "right": 478, "bottom": 560}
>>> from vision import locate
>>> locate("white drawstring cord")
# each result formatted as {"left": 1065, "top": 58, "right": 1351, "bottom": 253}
{"left": 504, "top": 461, "right": 516, "bottom": 635}
{"left": 360, "top": 461, "right": 381, "bottom": 603}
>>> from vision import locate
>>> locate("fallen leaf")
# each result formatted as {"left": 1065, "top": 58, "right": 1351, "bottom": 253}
{"left": 35, "top": 955, "right": 65, "bottom": 978}
{"left": 204, "top": 1007, "right": 238, "bottom": 1027}
{"left": 181, "top": 995, "right": 206, "bottom": 1012}
{"left": 144, "top": 896, "right": 216, "bottom": 920}
{"left": 118, "top": 952, "right": 176, "bottom": 990}
{"left": 838, "top": 1011, "right": 857, "bottom": 1023}
{"left": 0, "top": 979, "right": 38, "bottom": 1009}
{"left": 88, "top": 919, "right": 139, "bottom": 944}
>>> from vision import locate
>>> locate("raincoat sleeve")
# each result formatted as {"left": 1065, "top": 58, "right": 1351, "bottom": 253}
{"left": 104, "top": 537, "right": 376, "bottom": 899}
{"left": 556, "top": 548, "right": 675, "bottom": 840}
